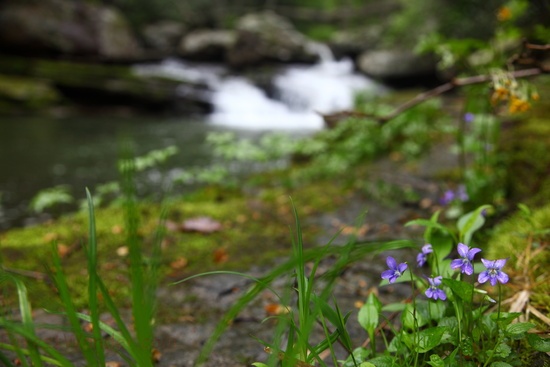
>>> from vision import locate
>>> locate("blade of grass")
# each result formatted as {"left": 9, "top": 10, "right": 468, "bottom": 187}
{"left": 0, "top": 342, "right": 69, "bottom": 367}
{"left": 85, "top": 188, "right": 105, "bottom": 365}
{"left": 9, "top": 274, "right": 44, "bottom": 367}
{"left": 0, "top": 320, "right": 75, "bottom": 367}
{"left": 119, "top": 151, "right": 154, "bottom": 367}
{"left": 50, "top": 243, "right": 96, "bottom": 366}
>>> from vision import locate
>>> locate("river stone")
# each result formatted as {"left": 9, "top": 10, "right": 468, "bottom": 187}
{"left": 178, "top": 29, "right": 236, "bottom": 61}
{"left": 143, "top": 21, "right": 187, "bottom": 54}
{"left": 357, "top": 49, "right": 438, "bottom": 82}
{"left": 0, "top": 0, "right": 141, "bottom": 60}
{"left": 95, "top": 6, "right": 142, "bottom": 60}
{"left": 227, "top": 11, "right": 319, "bottom": 68}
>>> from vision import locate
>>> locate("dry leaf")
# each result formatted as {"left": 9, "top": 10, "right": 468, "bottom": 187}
{"left": 105, "top": 362, "right": 122, "bottom": 367}
{"left": 264, "top": 303, "right": 291, "bottom": 316}
{"left": 213, "top": 248, "right": 229, "bottom": 264}
{"left": 165, "top": 220, "right": 181, "bottom": 232}
{"left": 43, "top": 232, "right": 58, "bottom": 243}
{"left": 111, "top": 225, "right": 123, "bottom": 234}
{"left": 170, "top": 257, "right": 188, "bottom": 270}
{"left": 57, "top": 244, "right": 70, "bottom": 258}
{"left": 183, "top": 217, "right": 222, "bottom": 233}
{"left": 152, "top": 348, "right": 162, "bottom": 363}
{"left": 116, "top": 246, "right": 129, "bottom": 257}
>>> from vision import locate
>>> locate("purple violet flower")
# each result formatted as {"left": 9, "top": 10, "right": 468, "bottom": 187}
{"left": 478, "top": 258, "right": 509, "bottom": 286}
{"left": 440, "top": 190, "right": 455, "bottom": 205}
{"left": 425, "top": 276, "right": 446, "bottom": 300}
{"left": 464, "top": 113, "right": 475, "bottom": 123}
{"left": 450, "top": 243, "right": 481, "bottom": 275}
{"left": 381, "top": 256, "right": 408, "bottom": 284}
{"left": 416, "top": 244, "right": 433, "bottom": 267}
{"left": 456, "top": 185, "right": 469, "bottom": 202}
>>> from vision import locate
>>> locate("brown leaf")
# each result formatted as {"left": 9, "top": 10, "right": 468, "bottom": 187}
{"left": 213, "top": 248, "right": 229, "bottom": 264}
{"left": 264, "top": 303, "right": 291, "bottom": 316}
{"left": 170, "top": 257, "right": 188, "bottom": 270}
{"left": 105, "top": 362, "right": 122, "bottom": 367}
{"left": 182, "top": 217, "right": 222, "bottom": 233}
{"left": 57, "top": 244, "right": 70, "bottom": 258}
{"left": 111, "top": 225, "right": 123, "bottom": 234}
{"left": 165, "top": 220, "right": 181, "bottom": 232}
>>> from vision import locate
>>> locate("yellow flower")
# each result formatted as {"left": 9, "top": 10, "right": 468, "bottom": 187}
{"left": 497, "top": 6, "right": 512, "bottom": 21}
{"left": 491, "top": 86, "right": 509, "bottom": 105}
{"left": 508, "top": 95, "right": 530, "bottom": 114}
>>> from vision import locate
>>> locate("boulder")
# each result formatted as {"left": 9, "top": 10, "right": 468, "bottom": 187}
{"left": 94, "top": 6, "right": 142, "bottom": 60}
{"left": 179, "top": 29, "right": 236, "bottom": 61}
{"left": 143, "top": 21, "right": 187, "bottom": 54}
{"left": 328, "top": 25, "right": 383, "bottom": 58}
{"left": 227, "top": 11, "right": 320, "bottom": 68}
{"left": 0, "top": 0, "right": 142, "bottom": 60}
{"left": 0, "top": 56, "right": 212, "bottom": 113}
{"left": 357, "top": 49, "right": 438, "bottom": 85}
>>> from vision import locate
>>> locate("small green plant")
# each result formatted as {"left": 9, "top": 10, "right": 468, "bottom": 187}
{"left": 0, "top": 154, "right": 165, "bottom": 366}
{"left": 183, "top": 204, "right": 549, "bottom": 367}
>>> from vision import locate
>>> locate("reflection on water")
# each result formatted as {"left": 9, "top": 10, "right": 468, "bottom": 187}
{"left": 0, "top": 115, "right": 217, "bottom": 230}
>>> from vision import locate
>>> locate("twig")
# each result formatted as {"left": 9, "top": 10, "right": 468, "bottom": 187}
{"left": 378, "top": 67, "right": 544, "bottom": 123}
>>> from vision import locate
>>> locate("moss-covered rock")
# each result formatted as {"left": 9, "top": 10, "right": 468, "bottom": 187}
{"left": 0, "top": 74, "right": 61, "bottom": 113}
{"left": 0, "top": 56, "right": 211, "bottom": 112}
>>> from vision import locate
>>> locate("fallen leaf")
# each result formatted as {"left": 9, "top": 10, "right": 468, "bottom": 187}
{"left": 105, "top": 362, "right": 122, "bottom": 367}
{"left": 43, "top": 232, "right": 58, "bottom": 243}
{"left": 170, "top": 257, "right": 188, "bottom": 270}
{"left": 152, "top": 348, "right": 162, "bottom": 363}
{"left": 116, "top": 246, "right": 129, "bottom": 257}
{"left": 264, "top": 303, "right": 291, "bottom": 316}
{"left": 213, "top": 248, "right": 229, "bottom": 264}
{"left": 183, "top": 217, "right": 222, "bottom": 233}
{"left": 165, "top": 220, "right": 181, "bottom": 232}
{"left": 57, "top": 244, "right": 70, "bottom": 258}
{"left": 111, "top": 225, "right": 123, "bottom": 234}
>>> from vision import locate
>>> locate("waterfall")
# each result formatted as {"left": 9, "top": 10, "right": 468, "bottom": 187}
{"left": 134, "top": 48, "right": 383, "bottom": 131}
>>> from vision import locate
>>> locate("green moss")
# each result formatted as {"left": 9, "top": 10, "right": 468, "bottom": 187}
{"left": 0, "top": 174, "right": 349, "bottom": 311}
{"left": 0, "top": 74, "right": 61, "bottom": 112}
{"left": 486, "top": 203, "right": 550, "bottom": 325}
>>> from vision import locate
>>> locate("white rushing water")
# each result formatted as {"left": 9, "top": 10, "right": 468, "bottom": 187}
{"left": 135, "top": 51, "right": 382, "bottom": 131}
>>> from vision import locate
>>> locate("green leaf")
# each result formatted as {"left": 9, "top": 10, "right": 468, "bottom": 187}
{"left": 457, "top": 205, "right": 491, "bottom": 245}
{"left": 427, "top": 354, "right": 445, "bottom": 367}
{"left": 527, "top": 333, "right": 550, "bottom": 352}
{"left": 381, "top": 303, "right": 407, "bottom": 312}
{"left": 442, "top": 278, "right": 473, "bottom": 302}
{"left": 494, "top": 343, "right": 511, "bottom": 358}
{"left": 490, "top": 312, "right": 522, "bottom": 326}
{"left": 359, "top": 363, "right": 376, "bottom": 367}
{"left": 414, "top": 326, "right": 447, "bottom": 353}
{"left": 367, "top": 356, "right": 397, "bottom": 367}
{"left": 505, "top": 322, "right": 535, "bottom": 336}
{"left": 490, "top": 362, "right": 513, "bottom": 367}
{"left": 358, "top": 293, "right": 382, "bottom": 336}
{"left": 251, "top": 363, "right": 269, "bottom": 367}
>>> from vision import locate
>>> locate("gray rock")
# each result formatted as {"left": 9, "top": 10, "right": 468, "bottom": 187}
{"left": 357, "top": 49, "right": 437, "bottom": 81}
{"left": 143, "top": 21, "right": 187, "bottom": 54}
{"left": 227, "top": 11, "right": 320, "bottom": 68}
{"left": 329, "top": 25, "right": 384, "bottom": 58}
{"left": 179, "top": 29, "right": 236, "bottom": 61}
{"left": 95, "top": 6, "right": 142, "bottom": 60}
{"left": 0, "top": 0, "right": 142, "bottom": 60}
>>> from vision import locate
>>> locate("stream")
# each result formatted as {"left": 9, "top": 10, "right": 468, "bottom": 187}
{"left": 0, "top": 55, "right": 384, "bottom": 230}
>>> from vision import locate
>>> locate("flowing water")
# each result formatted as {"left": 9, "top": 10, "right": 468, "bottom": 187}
{"left": 0, "top": 55, "right": 383, "bottom": 230}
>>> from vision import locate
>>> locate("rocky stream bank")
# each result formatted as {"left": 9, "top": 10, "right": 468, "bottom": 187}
{"left": 12, "top": 142, "right": 456, "bottom": 367}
